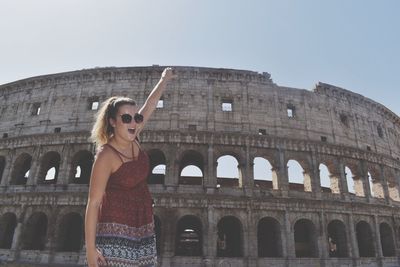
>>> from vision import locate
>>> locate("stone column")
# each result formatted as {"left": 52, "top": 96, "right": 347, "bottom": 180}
{"left": 348, "top": 214, "right": 359, "bottom": 259}
{"left": 242, "top": 141, "right": 254, "bottom": 196}
{"left": 28, "top": 149, "right": 42, "bottom": 186}
{"left": 310, "top": 152, "right": 321, "bottom": 199}
{"left": 164, "top": 145, "right": 179, "bottom": 190}
{"left": 373, "top": 216, "right": 383, "bottom": 258}
{"left": 319, "top": 212, "right": 329, "bottom": 260}
{"left": 57, "top": 147, "right": 71, "bottom": 185}
{"left": 1, "top": 152, "right": 12, "bottom": 186}
{"left": 277, "top": 149, "right": 289, "bottom": 197}
{"left": 337, "top": 159, "right": 349, "bottom": 200}
{"left": 11, "top": 222, "right": 23, "bottom": 249}
{"left": 284, "top": 210, "right": 295, "bottom": 258}
{"left": 379, "top": 165, "right": 391, "bottom": 204}
{"left": 360, "top": 160, "right": 372, "bottom": 202}
{"left": 204, "top": 144, "right": 217, "bottom": 190}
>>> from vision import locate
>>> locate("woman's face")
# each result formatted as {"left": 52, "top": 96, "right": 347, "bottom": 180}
{"left": 110, "top": 104, "right": 140, "bottom": 143}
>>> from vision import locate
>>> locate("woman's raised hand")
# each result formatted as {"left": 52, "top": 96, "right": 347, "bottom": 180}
{"left": 161, "top": 67, "right": 178, "bottom": 82}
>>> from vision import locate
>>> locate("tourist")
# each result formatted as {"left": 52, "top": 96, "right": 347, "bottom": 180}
{"left": 85, "top": 67, "right": 176, "bottom": 267}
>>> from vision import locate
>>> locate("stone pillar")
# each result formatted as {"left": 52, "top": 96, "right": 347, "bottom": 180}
{"left": 319, "top": 212, "right": 329, "bottom": 260}
{"left": 348, "top": 214, "right": 359, "bottom": 259}
{"left": 310, "top": 152, "right": 321, "bottom": 198}
{"left": 373, "top": 216, "right": 383, "bottom": 258}
{"left": 57, "top": 147, "right": 71, "bottom": 185}
{"left": 204, "top": 144, "right": 217, "bottom": 190}
{"left": 379, "top": 165, "right": 391, "bottom": 204}
{"left": 28, "top": 153, "right": 41, "bottom": 186}
{"left": 284, "top": 210, "right": 295, "bottom": 258}
{"left": 337, "top": 159, "right": 349, "bottom": 200}
{"left": 11, "top": 222, "right": 23, "bottom": 249}
{"left": 360, "top": 160, "right": 372, "bottom": 202}
{"left": 1, "top": 152, "right": 12, "bottom": 186}
{"left": 164, "top": 145, "right": 179, "bottom": 190}
{"left": 242, "top": 141, "right": 254, "bottom": 196}
{"left": 277, "top": 149, "right": 289, "bottom": 197}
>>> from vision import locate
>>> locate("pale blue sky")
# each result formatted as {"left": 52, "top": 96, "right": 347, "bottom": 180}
{"left": 1, "top": 0, "right": 399, "bottom": 117}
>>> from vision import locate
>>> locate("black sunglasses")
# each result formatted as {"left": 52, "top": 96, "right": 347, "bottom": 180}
{"left": 119, "top": 113, "right": 144, "bottom": 124}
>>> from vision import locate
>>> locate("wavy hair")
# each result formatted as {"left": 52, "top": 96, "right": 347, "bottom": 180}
{"left": 90, "top": 96, "right": 136, "bottom": 148}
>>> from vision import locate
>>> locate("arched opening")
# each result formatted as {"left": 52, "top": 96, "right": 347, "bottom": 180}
{"left": 387, "top": 179, "right": 400, "bottom": 201}
{"left": 179, "top": 150, "right": 204, "bottom": 185}
{"left": 327, "top": 220, "right": 348, "bottom": 257}
{"left": 0, "top": 156, "right": 5, "bottom": 184}
{"left": 175, "top": 215, "right": 202, "bottom": 256}
{"left": 10, "top": 153, "right": 32, "bottom": 185}
{"left": 288, "top": 160, "right": 310, "bottom": 192}
{"left": 21, "top": 212, "right": 48, "bottom": 250}
{"left": 257, "top": 217, "right": 282, "bottom": 257}
{"left": 356, "top": 221, "right": 375, "bottom": 257}
{"left": 380, "top": 223, "right": 395, "bottom": 257}
{"left": 368, "top": 171, "right": 384, "bottom": 198}
{"left": 294, "top": 219, "right": 318, "bottom": 257}
{"left": 70, "top": 150, "right": 94, "bottom": 184}
{"left": 217, "top": 216, "right": 243, "bottom": 257}
{"left": 56, "top": 213, "right": 83, "bottom": 252}
{"left": 147, "top": 150, "right": 166, "bottom": 184}
{"left": 345, "top": 166, "right": 355, "bottom": 194}
{"left": 0, "top": 213, "right": 17, "bottom": 249}
{"left": 319, "top": 163, "right": 331, "bottom": 193}
{"left": 154, "top": 216, "right": 162, "bottom": 255}
{"left": 217, "top": 155, "right": 242, "bottom": 188}
{"left": 253, "top": 157, "right": 275, "bottom": 189}
{"left": 38, "top": 152, "right": 61, "bottom": 184}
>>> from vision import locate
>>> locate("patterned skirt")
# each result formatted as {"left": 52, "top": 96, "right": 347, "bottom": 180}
{"left": 95, "top": 222, "right": 157, "bottom": 267}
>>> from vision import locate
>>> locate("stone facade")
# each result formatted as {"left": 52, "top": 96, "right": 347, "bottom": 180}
{"left": 0, "top": 66, "right": 399, "bottom": 267}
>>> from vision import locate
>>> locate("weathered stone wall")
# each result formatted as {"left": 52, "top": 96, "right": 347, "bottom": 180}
{"left": 0, "top": 66, "right": 399, "bottom": 267}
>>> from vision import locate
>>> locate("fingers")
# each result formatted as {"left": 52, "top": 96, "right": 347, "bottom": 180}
{"left": 98, "top": 252, "right": 107, "bottom": 266}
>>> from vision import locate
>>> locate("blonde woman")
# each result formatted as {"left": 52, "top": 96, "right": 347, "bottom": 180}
{"left": 85, "top": 68, "right": 176, "bottom": 267}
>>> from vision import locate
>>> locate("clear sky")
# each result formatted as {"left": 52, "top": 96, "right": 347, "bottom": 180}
{"left": 1, "top": 0, "right": 399, "bottom": 116}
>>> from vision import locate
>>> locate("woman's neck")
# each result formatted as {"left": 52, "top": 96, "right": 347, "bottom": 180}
{"left": 110, "top": 136, "right": 132, "bottom": 151}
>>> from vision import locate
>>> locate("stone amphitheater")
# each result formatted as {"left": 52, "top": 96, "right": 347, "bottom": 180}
{"left": 0, "top": 66, "right": 399, "bottom": 267}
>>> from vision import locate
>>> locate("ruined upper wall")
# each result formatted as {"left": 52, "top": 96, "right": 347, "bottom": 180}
{"left": 0, "top": 66, "right": 399, "bottom": 159}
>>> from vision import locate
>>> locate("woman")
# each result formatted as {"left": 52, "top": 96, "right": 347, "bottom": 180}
{"left": 85, "top": 67, "right": 176, "bottom": 267}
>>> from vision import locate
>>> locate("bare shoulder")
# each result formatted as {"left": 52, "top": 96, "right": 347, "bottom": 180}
{"left": 94, "top": 144, "right": 121, "bottom": 174}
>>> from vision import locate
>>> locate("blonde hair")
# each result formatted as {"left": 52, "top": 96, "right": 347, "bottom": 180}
{"left": 90, "top": 96, "right": 136, "bottom": 148}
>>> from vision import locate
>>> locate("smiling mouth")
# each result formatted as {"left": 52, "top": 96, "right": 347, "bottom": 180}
{"left": 128, "top": 128, "right": 136, "bottom": 135}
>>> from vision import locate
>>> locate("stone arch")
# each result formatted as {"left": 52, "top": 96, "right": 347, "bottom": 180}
{"left": 0, "top": 156, "right": 5, "bottom": 184}
{"left": 0, "top": 212, "right": 17, "bottom": 249}
{"left": 318, "top": 157, "right": 341, "bottom": 194}
{"left": 294, "top": 219, "right": 318, "bottom": 257}
{"left": 217, "top": 216, "right": 243, "bottom": 257}
{"left": 327, "top": 220, "right": 348, "bottom": 257}
{"left": 385, "top": 168, "right": 400, "bottom": 201}
{"left": 10, "top": 153, "right": 32, "bottom": 185}
{"left": 69, "top": 150, "right": 94, "bottom": 184}
{"left": 154, "top": 215, "right": 162, "bottom": 255}
{"left": 356, "top": 220, "right": 375, "bottom": 257}
{"left": 216, "top": 154, "right": 243, "bottom": 188}
{"left": 287, "top": 159, "right": 310, "bottom": 192}
{"left": 344, "top": 166, "right": 356, "bottom": 195}
{"left": 319, "top": 163, "right": 331, "bottom": 193}
{"left": 367, "top": 165, "right": 384, "bottom": 198}
{"left": 175, "top": 215, "right": 203, "bottom": 256}
{"left": 179, "top": 150, "right": 204, "bottom": 186}
{"left": 257, "top": 217, "right": 282, "bottom": 257}
{"left": 253, "top": 157, "right": 275, "bottom": 189}
{"left": 343, "top": 159, "right": 364, "bottom": 197}
{"left": 147, "top": 149, "right": 166, "bottom": 184}
{"left": 37, "top": 151, "right": 61, "bottom": 184}
{"left": 55, "top": 212, "right": 83, "bottom": 252}
{"left": 21, "top": 212, "right": 48, "bottom": 250}
{"left": 380, "top": 222, "right": 395, "bottom": 257}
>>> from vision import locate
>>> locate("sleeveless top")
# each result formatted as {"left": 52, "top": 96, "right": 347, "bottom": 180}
{"left": 95, "top": 143, "right": 157, "bottom": 267}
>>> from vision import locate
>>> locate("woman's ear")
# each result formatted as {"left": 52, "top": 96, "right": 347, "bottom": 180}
{"left": 109, "top": 117, "right": 116, "bottom": 128}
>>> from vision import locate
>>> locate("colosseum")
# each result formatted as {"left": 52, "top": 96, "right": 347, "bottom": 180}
{"left": 0, "top": 66, "right": 399, "bottom": 267}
